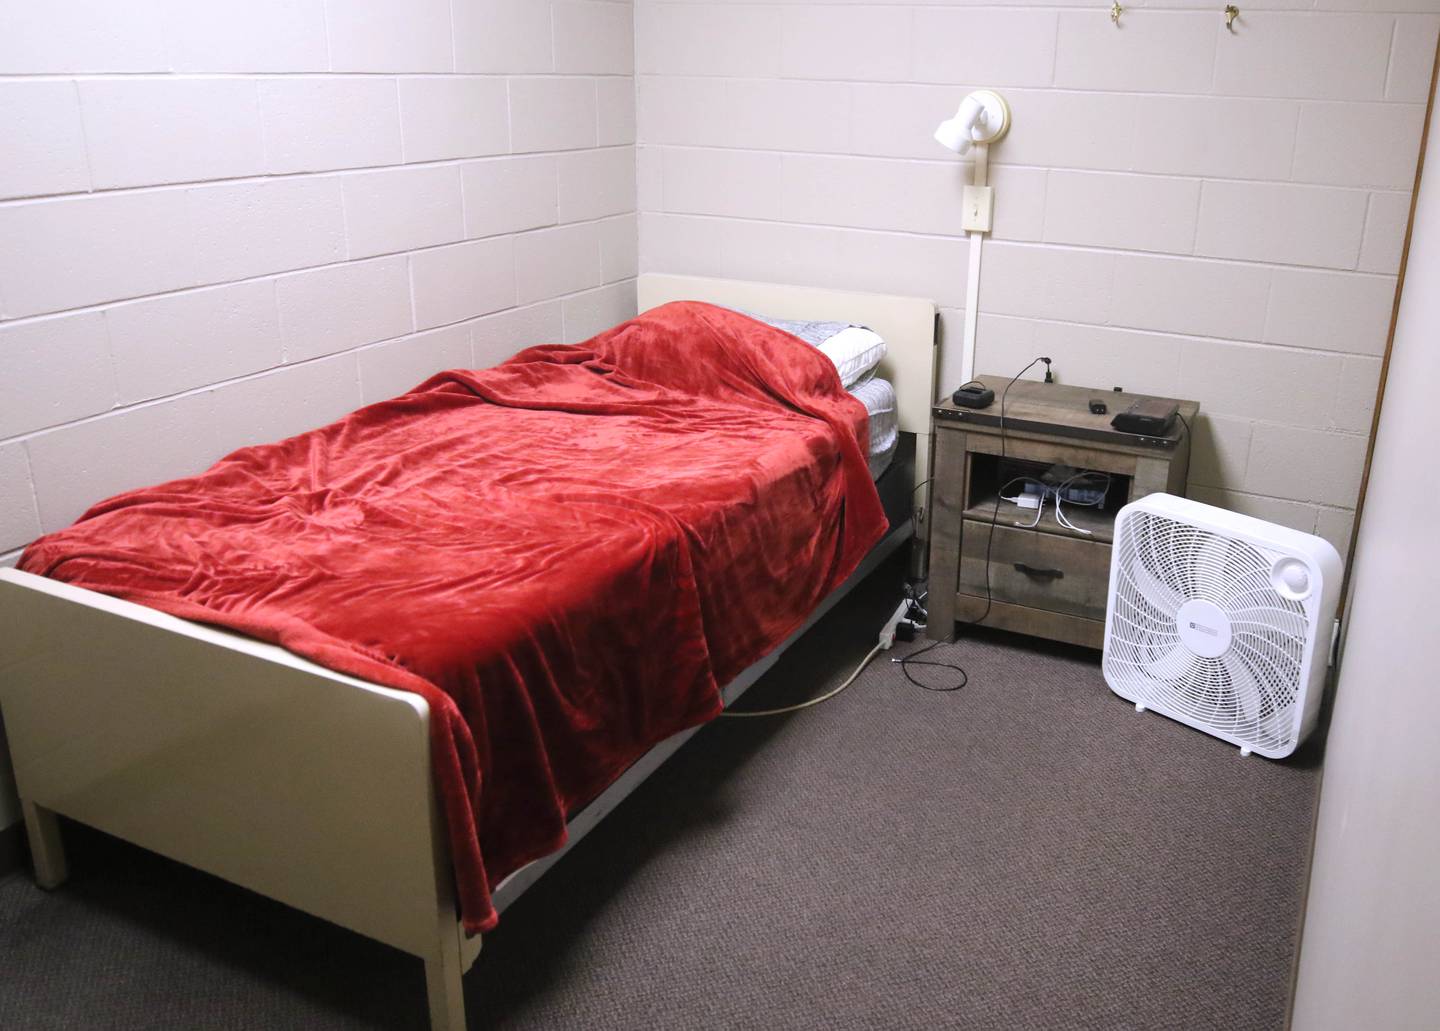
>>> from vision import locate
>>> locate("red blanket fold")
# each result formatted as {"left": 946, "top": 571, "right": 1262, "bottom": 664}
{"left": 20, "top": 301, "right": 887, "bottom": 932}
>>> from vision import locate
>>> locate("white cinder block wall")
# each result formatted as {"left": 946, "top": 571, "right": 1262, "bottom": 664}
{"left": 0, "top": 0, "right": 637, "bottom": 830}
{"left": 635, "top": 0, "right": 1436, "bottom": 555}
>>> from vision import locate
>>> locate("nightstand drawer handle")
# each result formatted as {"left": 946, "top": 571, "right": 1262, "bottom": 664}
{"left": 1013, "top": 562, "right": 1064, "bottom": 581}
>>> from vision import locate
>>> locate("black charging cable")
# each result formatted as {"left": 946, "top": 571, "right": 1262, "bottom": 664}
{"left": 976, "top": 356, "right": 1050, "bottom": 625}
{"left": 898, "top": 356, "right": 1052, "bottom": 693}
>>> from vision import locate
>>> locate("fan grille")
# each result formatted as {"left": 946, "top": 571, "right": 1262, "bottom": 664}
{"left": 1104, "top": 509, "right": 1312, "bottom": 752}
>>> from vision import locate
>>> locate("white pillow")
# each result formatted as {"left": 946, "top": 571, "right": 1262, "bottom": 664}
{"left": 819, "top": 325, "right": 887, "bottom": 388}
{"left": 734, "top": 309, "right": 888, "bottom": 388}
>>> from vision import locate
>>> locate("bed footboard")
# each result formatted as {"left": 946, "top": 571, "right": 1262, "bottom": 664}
{"left": 0, "top": 569, "right": 474, "bottom": 1029}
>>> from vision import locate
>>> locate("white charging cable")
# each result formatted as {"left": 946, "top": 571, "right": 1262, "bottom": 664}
{"left": 1053, "top": 471, "right": 1111, "bottom": 535}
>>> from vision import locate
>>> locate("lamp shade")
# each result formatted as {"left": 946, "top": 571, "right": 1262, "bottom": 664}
{"left": 934, "top": 117, "right": 974, "bottom": 154}
{"left": 933, "top": 91, "right": 1011, "bottom": 154}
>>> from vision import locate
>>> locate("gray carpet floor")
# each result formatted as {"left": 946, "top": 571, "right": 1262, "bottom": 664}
{"left": 0, "top": 552, "right": 1322, "bottom": 1030}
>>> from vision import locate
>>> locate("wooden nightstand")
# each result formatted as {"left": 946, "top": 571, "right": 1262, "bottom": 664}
{"left": 927, "top": 377, "right": 1199, "bottom": 649}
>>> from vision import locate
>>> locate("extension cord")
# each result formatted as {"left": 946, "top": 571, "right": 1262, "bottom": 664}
{"left": 725, "top": 598, "right": 922, "bottom": 718}
{"left": 878, "top": 599, "right": 912, "bottom": 649}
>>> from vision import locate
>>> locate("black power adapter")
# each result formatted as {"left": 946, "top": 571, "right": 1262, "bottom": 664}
{"left": 952, "top": 382, "right": 995, "bottom": 408}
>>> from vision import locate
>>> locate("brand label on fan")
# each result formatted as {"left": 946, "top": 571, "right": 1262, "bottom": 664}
{"left": 1175, "top": 599, "right": 1232, "bottom": 659}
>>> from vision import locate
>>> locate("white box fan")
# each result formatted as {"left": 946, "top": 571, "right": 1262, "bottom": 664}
{"left": 1102, "top": 493, "right": 1342, "bottom": 759}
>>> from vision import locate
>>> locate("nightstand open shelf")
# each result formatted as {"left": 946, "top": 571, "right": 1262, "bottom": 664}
{"left": 960, "top": 448, "right": 1129, "bottom": 544}
{"left": 962, "top": 492, "right": 1117, "bottom": 543}
{"left": 927, "top": 376, "right": 1199, "bottom": 649}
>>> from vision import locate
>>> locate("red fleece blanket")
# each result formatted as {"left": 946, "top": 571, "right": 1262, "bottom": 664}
{"left": 20, "top": 301, "right": 887, "bottom": 933}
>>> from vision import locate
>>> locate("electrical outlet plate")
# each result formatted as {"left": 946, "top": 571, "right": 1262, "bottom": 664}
{"left": 962, "top": 184, "right": 994, "bottom": 233}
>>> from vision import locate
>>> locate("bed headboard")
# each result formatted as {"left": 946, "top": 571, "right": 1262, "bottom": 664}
{"left": 636, "top": 273, "right": 938, "bottom": 440}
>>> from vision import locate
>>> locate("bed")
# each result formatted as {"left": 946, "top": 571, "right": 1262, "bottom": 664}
{"left": 0, "top": 275, "right": 937, "bottom": 1030}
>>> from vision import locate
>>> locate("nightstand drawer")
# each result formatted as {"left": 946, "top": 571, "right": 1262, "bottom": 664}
{"left": 958, "top": 519, "right": 1111, "bottom": 621}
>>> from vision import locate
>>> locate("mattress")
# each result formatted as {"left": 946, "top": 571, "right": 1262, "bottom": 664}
{"left": 852, "top": 376, "right": 898, "bottom": 479}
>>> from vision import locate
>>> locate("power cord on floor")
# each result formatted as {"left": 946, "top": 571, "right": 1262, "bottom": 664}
{"left": 894, "top": 639, "right": 969, "bottom": 693}
{"left": 894, "top": 580, "right": 968, "bottom": 693}
{"left": 719, "top": 640, "right": 887, "bottom": 718}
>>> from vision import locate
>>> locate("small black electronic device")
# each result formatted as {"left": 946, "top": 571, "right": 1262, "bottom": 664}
{"left": 1111, "top": 397, "right": 1179, "bottom": 436}
{"left": 951, "top": 382, "right": 995, "bottom": 409}
{"left": 1088, "top": 399, "right": 1108, "bottom": 415}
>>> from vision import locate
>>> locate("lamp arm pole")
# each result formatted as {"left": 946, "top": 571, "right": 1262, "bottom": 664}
{"left": 959, "top": 142, "right": 989, "bottom": 387}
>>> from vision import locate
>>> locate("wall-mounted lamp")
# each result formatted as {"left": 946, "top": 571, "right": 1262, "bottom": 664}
{"left": 933, "top": 90, "right": 1011, "bottom": 155}
{"left": 934, "top": 90, "right": 1012, "bottom": 387}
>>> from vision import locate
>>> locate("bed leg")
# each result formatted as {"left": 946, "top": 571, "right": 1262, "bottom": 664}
{"left": 21, "top": 798, "right": 68, "bottom": 890}
{"left": 424, "top": 918, "right": 469, "bottom": 1031}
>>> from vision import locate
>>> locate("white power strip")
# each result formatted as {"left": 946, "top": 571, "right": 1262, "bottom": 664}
{"left": 878, "top": 600, "right": 912, "bottom": 649}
